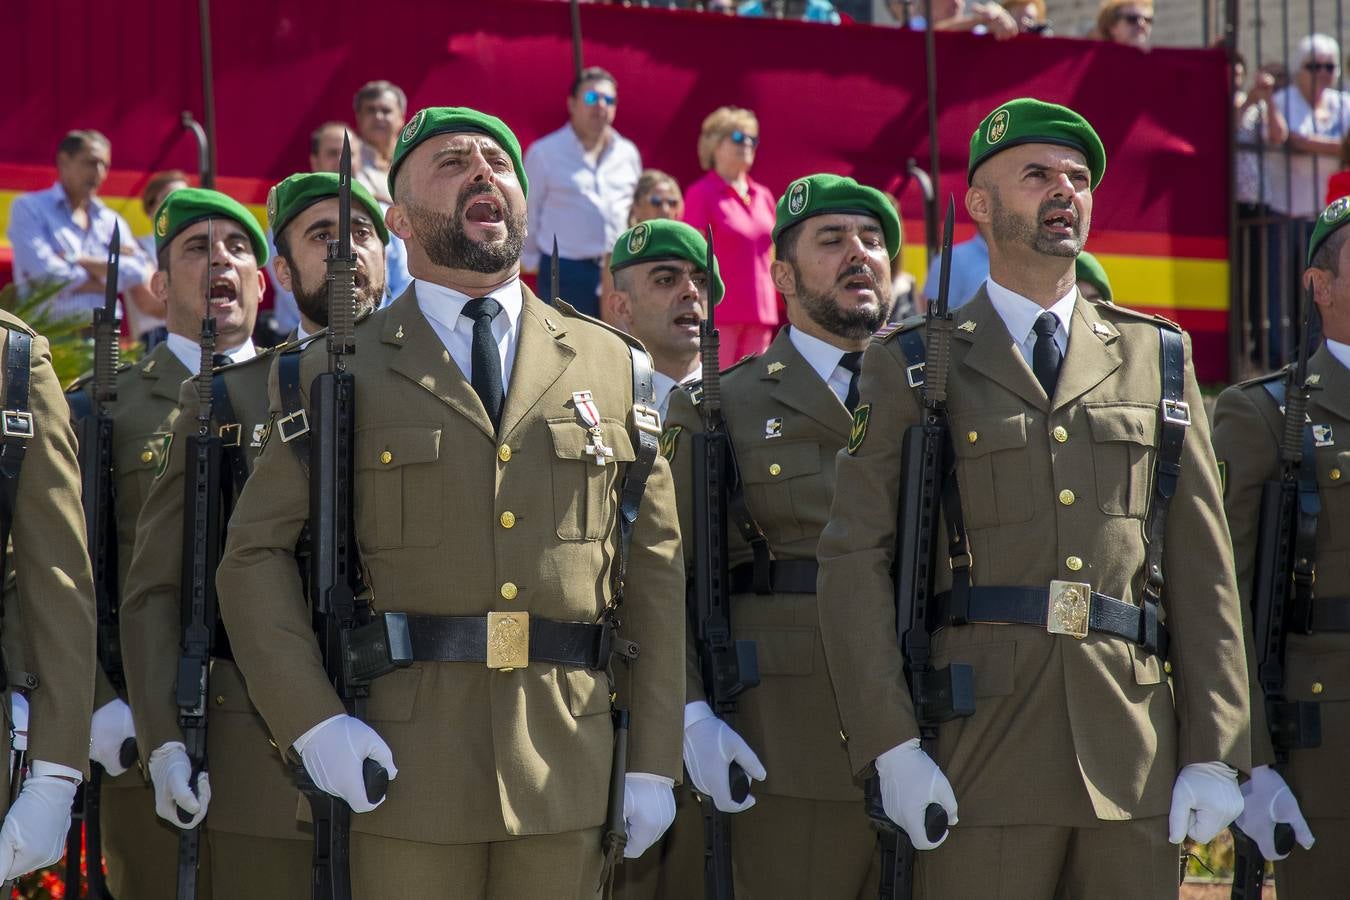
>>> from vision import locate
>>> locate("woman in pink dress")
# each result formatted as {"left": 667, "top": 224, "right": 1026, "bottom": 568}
{"left": 683, "top": 106, "right": 779, "bottom": 369}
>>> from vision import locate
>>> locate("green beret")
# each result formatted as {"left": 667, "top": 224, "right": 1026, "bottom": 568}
{"left": 1308, "top": 195, "right": 1350, "bottom": 266}
{"left": 968, "top": 98, "right": 1106, "bottom": 190}
{"left": 610, "top": 220, "right": 725, "bottom": 304}
{"left": 267, "top": 173, "right": 389, "bottom": 246}
{"left": 387, "top": 107, "right": 527, "bottom": 201}
{"left": 1074, "top": 250, "right": 1112, "bottom": 302}
{"left": 771, "top": 174, "right": 901, "bottom": 260}
{"left": 153, "top": 187, "right": 268, "bottom": 264}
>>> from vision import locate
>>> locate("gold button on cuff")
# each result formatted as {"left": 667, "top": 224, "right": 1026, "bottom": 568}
{"left": 1058, "top": 489, "right": 1075, "bottom": 506}
{"left": 379, "top": 450, "right": 393, "bottom": 465}
{"left": 1052, "top": 426, "right": 1068, "bottom": 443}
{"left": 498, "top": 445, "right": 512, "bottom": 462}
{"left": 1332, "top": 468, "right": 1343, "bottom": 481}
{"left": 1163, "top": 661, "right": 1173, "bottom": 675}
{"left": 500, "top": 582, "right": 518, "bottom": 600}
{"left": 140, "top": 450, "right": 154, "bottom": 463}
{"left": 769, "top": 463, "right": 782, "bottom": 476}
{"left": 1312, "top": 681, "right": 1324, "bottom": 694}
{"left": 967, "top": 431, "right": 979, "bottom": 444}
{"left": 499, "top": 511, "right": 516, "bottom": 529}
{"left": 1066, "top": 556, "right": 1083, "bottom": 572}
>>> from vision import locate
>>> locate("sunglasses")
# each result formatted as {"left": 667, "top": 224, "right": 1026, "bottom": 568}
{"left": 1118, "top": 13, "right": 1153, "bottom": 26}
{"left": 583, "top": 90, "right": 617, "bottom": 107}
{"left": 1305, "top": 62, "right": 1338, "bottom": 73}
{"left": 646, "top": 195, "right": 680, "bottom": 209}
{"left": 729, "top": 130, "right": 760, "bottom": 148}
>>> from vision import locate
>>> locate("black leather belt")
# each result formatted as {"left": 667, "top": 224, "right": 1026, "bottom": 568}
{"left": 1309, "top": 598, "right": 1350, "bottom": 633}
{"left": 728, "top": 560, "right": 819, "bottom": 595}
{"left": 933, "top": 586, "right": 1170, "bottom": 659}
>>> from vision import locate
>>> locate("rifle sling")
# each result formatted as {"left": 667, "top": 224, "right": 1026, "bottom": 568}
{"left": 728, "top": 559, "right": 817, "bottom": 595}
{"left": 276, "top": 349, "right": 312, "bottom": 473}
{"left": 0, "top": 331, "right": 32, "bottom": 692}
{"left": 209, "top": 373, "right": 249, "bottom": 506}
{"left": 610, "top": 344, "right": 659, "bottom": 612}
{"left": 1262, "top": 379, "right": 1324, "bottom": 634}
{"left": 1138, "top": 328, "right": 1187, "bottom": 660}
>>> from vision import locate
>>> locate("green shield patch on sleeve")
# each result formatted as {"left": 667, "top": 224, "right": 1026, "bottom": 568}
{"left": 847, "top": 403, "right": 871, "bottom": 455}
{"left": 153, "top": 432, "right": 174, "bottom": 479}
{"left": 659, "top": 425, "right": 683, "bottom": 462}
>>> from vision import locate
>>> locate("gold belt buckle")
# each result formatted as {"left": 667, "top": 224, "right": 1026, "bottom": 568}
{"left": 486, "top": 611, "right": 530, "bottom": 671}
{"left": 1047, "top": 580, "right": 1090, "bottom": 640}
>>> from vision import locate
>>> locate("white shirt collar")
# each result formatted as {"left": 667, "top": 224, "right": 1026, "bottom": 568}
{"left": 164, "top": 333, "right": 256, "bottom": 374}
{"left": 984, "top": 276, "right": 1076, "bottom": 352}
{"left": 1327, "top": 338, "right": 1350, "bottom": 371}
{"left": 652, "top": 366, "right": 702, "bottom": 418}
{"left": 787, "top": 326, "right": 848, "bottom": 385}
{"left": 415, "top": 276, "right": 524, "bottom": 334}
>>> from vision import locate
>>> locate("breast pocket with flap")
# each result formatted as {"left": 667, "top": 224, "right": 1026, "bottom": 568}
{"left": 1085, "top": 403, "right": 1157, "bottom": 518}
{"left": 355, "top": 425, "right": 443, "bottom": 550}
{"left": 738, "top": 441, "right": 822, "bottom": 544}
{"left": 949, "top": 412, "right": 1033, "bottom": 530}
{"left": 547, "top": 418, "right": 636, "bottom": 541}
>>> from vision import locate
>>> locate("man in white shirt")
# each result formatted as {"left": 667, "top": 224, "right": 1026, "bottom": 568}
{"left": 524, "top": 66, "right": 642, "bottom": 317}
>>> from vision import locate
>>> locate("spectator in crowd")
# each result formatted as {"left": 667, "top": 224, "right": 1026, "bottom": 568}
{"left": 705, "top": 0, "right": 737, "bottom": 11}
{"left": 884, "top": 0, "right": 1016, "bottom": 38}
{"left": 682, "top": 106, "right": 778, "bottom": 368}
{"left": 737, "top": 0, "right": 841, "bottom": 23}
{"left": 130, "top": 169, "right": 188, "bottom": 348}
{"left": 1002, "top": 0, "right": 1049, "bottom": 34}
{"left": 600, "top": 170, "right": 686, "bottom": 319}
{"left": 7, "top": 129, "right": 155, "bottom": 321}
{"left": 1074, "top": 249, "right": 1112, "bottom": 302}
{"left": 352, "top": 80, "right": 407, "bottom": 203}
{"left": 1270, "top": 34, "right": 1350, "bottom": 218}
{"left": 1095, "top": 1, "right": 1153, "bottom": 50}
{"left": 1235, "top": 60, "right": 1290, "bottom": 364}
{"left": 524, "top": 66, "right": 641, "bottom": 316}
{"left": 922, "top": 230, "right": 988, "bottom": 310}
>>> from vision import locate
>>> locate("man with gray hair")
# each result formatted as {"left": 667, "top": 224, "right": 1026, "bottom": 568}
{"left": 1269, "top": 34, "right": 1350, "bottom": 222}
{"left": 353, "top": 80, "right": 408, "bottom": 203}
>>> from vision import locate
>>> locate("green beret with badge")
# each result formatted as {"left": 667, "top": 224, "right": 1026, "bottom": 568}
{"left": 610, "top": 219, "right": 725, "bottom": 304}
{"left": 772, "top": 174, "right": 902, "bottom": 260}
{"left": 267, "top": 172, "right": 389, "bottom": 245}
{"left": 387, "top": 106, "right": 527, "bottom": 201}
{"left": 1074, "top": 250, "right": 1113, "bottom": 302}
{"left": 1308, "top": 194, "right": 1350, "bottom": 266}
{"left": 153, "top": 187, "right": 269, "bottom": 264}
{"left": 968, "top": 98, "right": 1107, "bottom": 190}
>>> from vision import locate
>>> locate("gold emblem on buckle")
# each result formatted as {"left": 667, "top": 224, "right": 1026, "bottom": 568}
{"left": 486, "top": 611, "right": 529, "bottom": 671}
{"left": 1048, "top": 580, "right": 1090, "bottom": 640}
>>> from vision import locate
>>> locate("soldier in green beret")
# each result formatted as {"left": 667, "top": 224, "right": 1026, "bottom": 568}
{"left": 1074, "top": 249, "right": 1112, "bottom": 302}
{"left": 1211, "top": 195, "right": 1350, "bottom": 898}
{"left": 119, "top": 173, "right": 389, "bottom": 897}
{"left": 215, "top": 107, "right": 686, "bottom": 897}
{"left": 816, "top": 98, "right": 1251, "bottom": 895}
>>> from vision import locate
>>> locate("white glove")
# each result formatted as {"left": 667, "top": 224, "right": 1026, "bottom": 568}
{"left": 1235, "top": 765, "right": 1315, "bottom": 860}
{"left": 875, "top": 739, "right": 958, "bottom": 851}
{"left": 682, "top": 701, "right": 767, "bottom": 813}
{"left": 622, "top": 772, "right": 676, "bottom": 859}
{"left": 293, "top": 714, "right": 397, "bottom": 814}
{"left": 1168, "top": 761, "right": 1244, "bottom": 844}
{"left": 148, "top": 742, "right": 211, "bottom": 829}
{"left": 0, "top": 774, "right": 79, "bottom": 882}
{"left": 90, "top": 699, "right": 136, "bottom": 776}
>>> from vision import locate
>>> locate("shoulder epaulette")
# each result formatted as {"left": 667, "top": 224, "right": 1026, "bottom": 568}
{"left": 0, "top": 310, "right": 38, "bottom": 338}
{"left": 875, "top": 314, "right": 925, "bottom": 344}
{"left": 65, "top": 360, "right": 135, "bottom": 394}
{"left": 1093, "top": 299, "right": 1182, "bottom": 332}
{"left": 554, "top": 298, "right": 647, "bottom": 353}
{"left": 722, "top": 353, "right": 761, "bottom": 375}
{"left": 1232, "top": 367, "right": 1289, "bottom": 391}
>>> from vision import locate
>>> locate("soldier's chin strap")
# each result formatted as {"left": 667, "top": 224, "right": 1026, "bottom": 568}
{"left": 0, "top": 330, "right": 33, "bottom": 696}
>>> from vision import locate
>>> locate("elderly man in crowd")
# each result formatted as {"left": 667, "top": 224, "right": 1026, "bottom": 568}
{"left": 353, "top": 80, "right": 408, "bottom": 203}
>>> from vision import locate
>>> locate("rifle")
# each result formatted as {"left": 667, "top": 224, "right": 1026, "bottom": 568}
{"left": 1230, "top": 297, "right": 1320, "bottom": 900}
{"left": 690, "top": 226, "right": 759, "bottom": 900}
{"left": 301, "top": 133, "right": 388, "bottom": 900}
{"left": 867, "top": 197, "right": 975, "bottom": 900}
{"left": 174, "top": 218, "right": 224, "bottom": 900}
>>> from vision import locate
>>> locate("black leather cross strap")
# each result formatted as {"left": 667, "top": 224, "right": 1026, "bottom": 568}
{"left": 1263, "top": 378, "right": 1323, "bottom": 635}
{"left": 932, "top": 586, "right": 1170, "bottom": 658}
{"left": 1137, "top": 326, "right": 1188, "bottom": 653}
{"left": 0, "top": 331, "right": 33, "bottom": 692}
{"left": 390, "top": 614, "right": 618, "bottom": 669}
{"left": 728, "top": 559, "right": 818, "bottom": 595}
{"left": 611, "top": 343, "right": 659, "bottom": 615}
{"left": 209, "top": 373, "right": 249, "bottom": 503}
{"left": 275, "top": 348, "right": 312, "bottom": 472}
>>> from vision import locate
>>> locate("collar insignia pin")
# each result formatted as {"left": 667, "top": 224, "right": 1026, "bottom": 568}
{"left": 958, "top": 320, "right": 977, "bottom": 333}
{"left": 766, "top": 361, "right": 786, "bottom": 374}
{"left": 765, "top": 417, "right": 783, "bottom": 439}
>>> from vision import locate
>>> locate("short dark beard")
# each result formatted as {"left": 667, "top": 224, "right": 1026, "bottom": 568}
{"left": 407, "top": 183, "right": 526, "bottom": 274}
{"left": 791, "top": 263, "right": 893, "bottom": 340}
{"left": 988, "top": 185, "right": 1086, "bottom": 257}
{"left": 284, "top": 252, "right": 382, "bottom": 327}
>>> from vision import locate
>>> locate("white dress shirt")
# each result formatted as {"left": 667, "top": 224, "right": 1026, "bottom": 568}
{"left": 984, "top": 277, "right": 1076, "bottom": 365}
{"left": 415, "top": 277, "right": 524, "bottom": 389}
{"left": 788, "top": 326, "right": 856, "bottom": 406}
{"left": 165, "top": 333, "right": 257, "bottom": 374}
{"left": 652, "top": 367, "right": 702, "bottom": 420}
{"left": 1327, "top": 338, "right": 1350, "bottom": 371}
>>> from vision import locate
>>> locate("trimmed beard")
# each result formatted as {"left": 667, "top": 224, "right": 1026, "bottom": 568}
{"left": 791, "top": 263, "right": 894, "bottom": 340}
{"left": 407, "top": 183, "right": 526, "bottom": 274}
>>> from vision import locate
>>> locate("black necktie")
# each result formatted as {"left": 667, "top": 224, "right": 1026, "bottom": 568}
{"left": 462, "top": 297, "right": 504, "bottom": 430}
{"left": 1031, "top": 311, "right": 1062, "bottom": 400}
{"left": 839, "top": 351, "right": 863, "bottom": 412}
{"left": 212, "top": 353, "right": 232, "bottom": 368}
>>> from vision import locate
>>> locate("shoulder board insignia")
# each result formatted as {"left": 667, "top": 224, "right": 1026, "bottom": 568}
{"left": 721, "top": 353, "right": 760, "bottom": 375}
{"left": 659, "top": 425, "right": 682, "bottom": 461}
{"left": 1151, "top": 312, "right": 1182, "bottom": 331}
{"left": 875, "top": 315, "right": 924, "bottom": 344}
{"left": 1234, "top": 368, "right": 1288, "bottom": 390}
{"left": 554, "top": 298, "right": 646, "bottom": 352}
{"left": 1094, "top": 299, "right": 1182, "bottom": 332}
{"left": 0, "top": 310, "right": 37, "bottom": 338}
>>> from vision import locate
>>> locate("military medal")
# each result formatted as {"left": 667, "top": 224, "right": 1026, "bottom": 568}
{"left": 572, "top": 391, "right": 613, "bottom": 465}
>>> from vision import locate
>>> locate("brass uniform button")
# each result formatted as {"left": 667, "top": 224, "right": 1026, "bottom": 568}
{"left": 1312, "top": 681, "right": 1324, "bottom": 694}
{"left": 215, "top": 695, "right": 225, "bottom": 706}
{"left": 1066, "top": 556, "right": 1083, "bottom": 572}
{"left": 499, "top": 511, "right": 516, "bottom": 529}
{"left": 140, "top": 450, "right": 154, "bottom": 463}
{"left": 967, "top": 431, "right": 979, "bottom": 444}
{"left": 500, "top": 582, "right": 518, "bottom": 600}
{"left": 1058, "top": 489, "right": 1075, "bottom": 506}
{"left": 380, "top": 450, "right": 393, "bottom": 465}
{"left": 1332, "top": 468, "right": 1342, "bottom": 481}
{"left": 1163, "top": 661, "right": 1172, "bottom": 675}
{"left": 769, "top": 463, "right": 782, "bottom": 476}
{"left": 498, "top": 445, "right": 512, "bottom": 462}
{"left": 1053, "top": 426, "right": 1068, "bottom": 443}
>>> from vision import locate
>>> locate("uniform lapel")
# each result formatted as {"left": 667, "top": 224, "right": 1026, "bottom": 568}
{"left": 384, "top": 284, "right": 496, "bottom": 439}
{"left": 1309, "top": 344, "right": 1350, "bottom": 422}
{"left": 1051, "top": 294, "right": 1124, "bottom": 413}
{"left": 142, "top": 342, "right": 189, "bottom": 402}
{"left": 498, "top": 288, "right": 576, "bottom": 442}
{"left": 764, "top": 330, "right": 852, "bottom": 440}
{"left": 955, "top": 286, "right": 1046, "bottom": 410}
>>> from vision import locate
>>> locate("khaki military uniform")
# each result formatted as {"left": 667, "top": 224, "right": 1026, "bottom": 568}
{"left": 121, "top": 339, "right": 315, "bottom": 898}
{"left": 214, "top": 285, "right": 685, "bottom": 898}
{"left": 1212, "top": 344, "right": 1350, "bottom": 897}
{"left": 656, "top": 329, "right": 876, "bottom": 898}
{"left": 816, "top": 288, "right": 1251, "bottom": 898}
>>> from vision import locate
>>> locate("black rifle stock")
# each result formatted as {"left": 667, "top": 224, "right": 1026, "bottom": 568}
{"left": 1231, "top": 300, "right": 1320, "bottom": 900}
{"left": 868, "top": 198, "right": 975, "bottom": 900}
{"left": 299, "top": 134, "right": 388, "bottom": 900}
{"left": 691, "top": 227, "right": 757, "bottom": 900}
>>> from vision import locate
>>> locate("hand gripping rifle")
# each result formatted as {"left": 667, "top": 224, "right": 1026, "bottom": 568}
{"left": 301, "top": 133, "right": 389, "bottom": 900}
{"left": 690, "top": 226, "right": 759, "bottom": 900}
{"left": 174, "top": 219, "right": 224, "bottom": 900}
{"left": 867, "top": 198, "right": 975, "bottom": 900}
{"left": 1230, "top": 298, "right": 1320, "bottom": 900}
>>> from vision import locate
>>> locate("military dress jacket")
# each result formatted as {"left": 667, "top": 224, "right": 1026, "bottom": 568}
{"left": 664, "top": 329, "right": 860, "bottom": 801}
{"left": 815, "top": 286, "right": 1251, "bottom": 827}
{"left": 1212, "top": 344, "right": 1350, "bottom": 820}
{"left": 214, "top": 284, "right": 685, "bottom": 844}
{"left": 0, "top": 311, "right": 96, "bottom": 788}
{"left": 121, "top": 339, "right": 313, "bottom": 840}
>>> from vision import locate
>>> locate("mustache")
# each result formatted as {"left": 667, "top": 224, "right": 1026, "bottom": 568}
{"left": 837, "top": 265, "right": 877, "bottom": 285}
